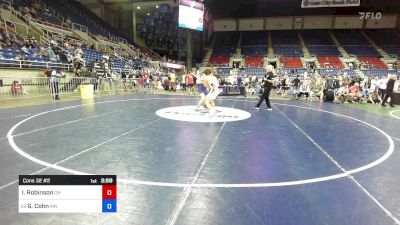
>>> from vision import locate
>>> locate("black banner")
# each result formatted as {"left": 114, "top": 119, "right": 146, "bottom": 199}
{"left": 19, "top": 175, "right": 117, "bottom": 185}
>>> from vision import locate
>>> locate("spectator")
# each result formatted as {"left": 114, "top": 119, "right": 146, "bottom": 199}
{"left": 11, "top": 80, "right": 23, "bottom": 96}
{"left": 348, "top": 83, "right": 362, "bottom": 103}
{"left": 378, "top": 76, "right": 388, "bottom": 102}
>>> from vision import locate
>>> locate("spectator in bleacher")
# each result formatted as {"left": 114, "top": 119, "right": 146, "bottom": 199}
{"left": 381, "top": 75, "right": 397, "bottom": 107}
{"left": 47, "top": 47, "right": 57, "bottom": 62}
{"left": 20, "top": 45, "right": 29, "bottom": 54}
{"left": 66, "top": 52, "right": 73, "bottom": 63}
{"left": 0, "top": 21, "right": 5, "bottom": 33}
{"left": 73, "top": 57, "right": 84, "bottom": 76}
{"left": 66, "top": 18, "right": 72, "bottom": 29}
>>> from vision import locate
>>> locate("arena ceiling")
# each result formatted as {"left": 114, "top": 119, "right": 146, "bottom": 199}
{"left": 80, "top": 0, "right": 399, "bottom": 17}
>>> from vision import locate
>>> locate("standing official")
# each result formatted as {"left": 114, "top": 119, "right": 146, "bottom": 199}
{"left": 381, "top": 75, "right": 397, "bottom": 107}
{"left": 254, "top": 65, "right": 275, "bottom": 111}
{"left": 50, "top": 68, "right": 65, "bottom": 100}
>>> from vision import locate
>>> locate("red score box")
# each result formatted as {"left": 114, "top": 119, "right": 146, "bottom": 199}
{"left": 102, "top": 185, "right": 117, "bottom": 199}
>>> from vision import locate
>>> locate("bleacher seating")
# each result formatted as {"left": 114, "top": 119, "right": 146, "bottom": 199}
{"left": 318, "top": 68, "right": 340, "bottom": 76}
{"left": 214, "top": 32, "right": 240, "bottom": 47}
{"left": 280, "top": 56, "right": 303, "bottom": 68}
{"left": 241, "top": 31, "right": 267, "bottom": 46}
{"left": 209, "top": 46, "right": 235, "bottom": 66}
{"left": 271, "top": 31, "right": 303, "bottom": 56}
{"left": 366, "top": 30, "right": 400, "bottom": 57}
{"left": 334, "top": 30, "right": 380, "bottom": 57}
{"left": 301, "top": 30, "right": 333, "bottom": 45}
{"left": 212, "top": 47, "right": 235, "bottom": 57}
{"left": 217, "top": 67, "right": 231, "bottom": 76}
{"left": 318, "top": 56, "right": 344, "bottom": 68}
{"left": 240, "top": 68, "right": 266, "bottom": 76}
{"left": 82, "top": 48, "right": 102, "bottom": 66}
{"left": 136, "top": 4, "right": 189, "bottom": 50}
{"left": 111, "top": 59, "right": 124, "bottom": 70}
{"left": 343, "top": 69, "right": 357, "bottom": 77}
{"left": 301, "top": 30, "right": 341, "bottom": 56}
{"left": 42, "top": 0, "right": 145, "bottom": 51}
{"left": 307, "top": 45, "right": 341, "bottom": 56}
{"left": 276, "top": 68, "right": 308, "bottom": 77}
{"left": 0, "top": 0, "right": 156, "bottom": 71}
{"left": 245, "top": 56, "right": 263, "bottom": 67}
{"left": 241, "top": 46, "right": 267, "bottom": 56}
{"left": 209, "top": 56, "right": 230, "bottom": 66}
{"left": 273, "top": 45, "right": 303, "bottom": 56}
{"left": 12, "top": 0, "right": 65, "bottom": 29}
{"left": 358, "top": 56, "right": 387, "bottom": 69}
{"left": 362, "top": 69, "right": 395, "bottom": 77}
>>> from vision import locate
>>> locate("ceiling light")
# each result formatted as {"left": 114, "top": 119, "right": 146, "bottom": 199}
{"left": 137, "top": 6, "right": 141, "bottom": 9}
{"left": 147, "top": 13, "right": 150, "bottom": 16}
{"left": 156, "top": 5, "right": 159, "bottom": 8}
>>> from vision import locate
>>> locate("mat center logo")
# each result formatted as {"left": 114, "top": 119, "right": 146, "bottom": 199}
{"left": 156, "top": 106, "right": 251, "bottom": 123}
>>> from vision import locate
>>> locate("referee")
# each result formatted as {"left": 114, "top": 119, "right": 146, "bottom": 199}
{"left": 254, "top": 65, "right": 275, "bottom": 111}
{"left": 381, "top": 75, "right": 397, "bottom": 107}
{"left": 50, "top": 68, "right": 65, "bottom": 100}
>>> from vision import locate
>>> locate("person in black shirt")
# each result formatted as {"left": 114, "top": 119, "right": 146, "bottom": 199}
{"left": 254, "top": 65, "right": 275, "bottom": 111}
{"left": 381, "top": 75, "right": 397, "bottom": 107}
{"left": 292, "top": 75, "right": 301, "bottom": 91}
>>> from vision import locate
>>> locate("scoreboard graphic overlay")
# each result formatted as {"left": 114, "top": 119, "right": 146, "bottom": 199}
{"left": 19, "top": 175, "right": 117, "bottom": 213}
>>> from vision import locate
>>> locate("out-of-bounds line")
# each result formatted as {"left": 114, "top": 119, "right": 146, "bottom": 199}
{"left": 166, "top": 100, "right": 237, "bottom": 225}
{"left": 0, "top": 164, "right": 53, "bottom": 191}
{"left": 11, "top": 106, "right": 136, "bottom": 138}
{"left": 274, "top": 106, "right": 400, "bottom": 225}
{"left": 390, "top": 110, "right": 400, "bottom": 120}
{"left": 0, "top": 114, "right": 32, "bottom": 121}
{"left": 6, "top": 98, "right": 394, "bottom": 188}
{"left": 303, "top": 103, "right": 400, "bottom": 143}
{"left": 0, "top": 94, "right": 50, "bottom": 101}
{"left": 391, "top": 136, "right": 400, "bottom": 142}
{"left": 0, "top": 107, "right": 134, "bottom": 142}
{"left": 2, "top": 118, "right": 162, "bottom": 191}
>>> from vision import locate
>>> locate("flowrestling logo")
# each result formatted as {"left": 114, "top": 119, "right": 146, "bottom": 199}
{"left": 156, "top": 106, "right": 251, "bottom": 123}
{"left": 359, "top": 12, "right": 382, "bottom": 20}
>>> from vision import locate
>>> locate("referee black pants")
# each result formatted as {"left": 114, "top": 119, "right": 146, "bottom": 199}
{"left": 382, "top": 90, "right": 394, "bottom": 106}
{"left": 50, "top": 81, "right": 59, "bottom": 100}
{"left": 256, "top": 86, "right": 272, "bottom": 109}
